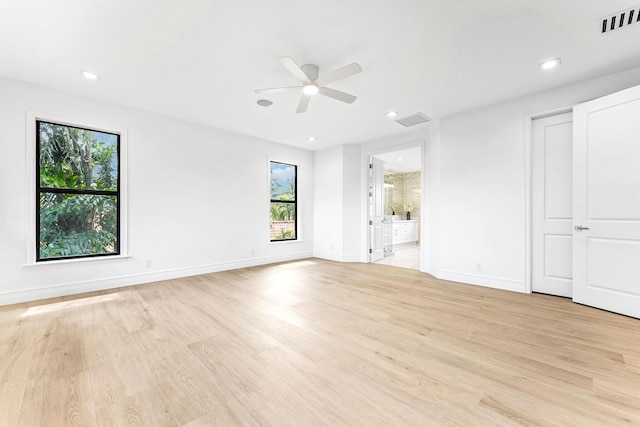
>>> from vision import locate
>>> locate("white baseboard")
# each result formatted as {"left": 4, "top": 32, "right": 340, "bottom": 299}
{"left": 429, "top": 268, "right": 526, "bottom": 293}
{"left": 0, "top": 252, "right": 313, "bottom": 307}
{"left": 342, "top": 254, "right": 366, "bottom": 263}
{"left": 421, "top": 264, "right": 435, "bottom": 275}
{"left": 312, "top": 251, "right": 343, "bottom": 262}
{"left": 313, "top": 251, "right": 365, "bottom": 263}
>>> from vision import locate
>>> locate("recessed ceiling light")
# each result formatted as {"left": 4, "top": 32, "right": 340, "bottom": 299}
{"left": 307, "top": 136, "right": 317, "bottom": 142}
{"left": 257, "top": 99, "right": 273, "bottom": 107}
{"left": 386, "top": 111, "right": 398, "bottom": 118}
{"left": 81, "top": 70, "right": 100, "bottom": 80}
{"left": 303, "top": 85, "right": 319, "bottom": 95}
{"left": 397, "top": 157, "right": 403, "bottom": 162}
{"left": 540, "top": 58, "right": 561, "bottom": 70}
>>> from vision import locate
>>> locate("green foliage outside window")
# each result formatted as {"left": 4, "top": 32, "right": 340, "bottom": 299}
{"left": 37, "top": 121, "right": 120, "bottom": 260}
{"left": 270, "top": 162, "right": 296, "bottom": 241}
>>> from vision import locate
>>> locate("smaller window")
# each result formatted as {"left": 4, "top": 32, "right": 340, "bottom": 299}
{"left": 270, "top": 161, "right": 297, "bottom": 241}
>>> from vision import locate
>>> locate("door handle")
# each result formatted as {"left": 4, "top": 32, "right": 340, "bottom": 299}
{"left": 575, "top": 225, "right": 590, "bottom": 231}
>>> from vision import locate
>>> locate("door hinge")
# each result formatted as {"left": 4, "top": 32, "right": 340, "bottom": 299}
{"left": 369, "top": 220, "right": 373, "bottom": 225}
{"left": 369, "top": 163, "right": 373, "bottom": 169}
{"left": 369, "top": 248, "right": 373, "bottom": 254}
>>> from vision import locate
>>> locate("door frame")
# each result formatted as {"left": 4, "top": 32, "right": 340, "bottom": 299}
{"left": 362, "top": 140, "right": 426, "bottom": 272}
{"left": 524, "top": 104, "right": 576, "bottom": 293}
{"left": 369, "top": 157, "right": 385, "bottom": 262}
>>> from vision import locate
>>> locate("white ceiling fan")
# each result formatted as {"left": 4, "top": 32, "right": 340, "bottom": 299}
{"left": 255, "top": 57, "right": 362, "bottom": 113}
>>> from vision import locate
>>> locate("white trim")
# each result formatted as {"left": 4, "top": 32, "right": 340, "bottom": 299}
{"left": 25, "top": 110, "right": 129, "bottom": 263}
{"left": 1, "top": 252, "right": 313, "bottom": 307}
{"left": 313, "top": 251, "right": 343, "bottom": 262}
{"left": 266, "top": 240, "right": 306, "bottom": 245}
{"left": 313, "top": 251, "right": 364, "bottom": 263}
{"left": 523, "top": 104, "right": 575, "bottom": 293}
{"left": 25, "top": 111, "right": 36, "bottom": 264}
{"left": 23, "top": 255, "right": 132, "bottom": 268}
{"left": 341, "top": 255, "right": 365, "bottom": 263}
{"left": 422, "top": 265, "right": 436, "bottom": 276}
{"left": 430, "top": 268, "right": 526, "bottom": 293}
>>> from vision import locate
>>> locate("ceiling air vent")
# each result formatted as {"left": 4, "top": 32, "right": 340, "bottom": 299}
{"left": 602, "top": 5, "right": 640, "bottom": 33}
{"left": 395, "top": 113, "right": 431, "bottom": 127}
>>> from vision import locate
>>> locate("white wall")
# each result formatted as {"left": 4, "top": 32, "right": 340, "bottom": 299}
{"left": 433, "top": 66, "right": 640, "bottom": 292}
{"left": 341, "top": 145, "right": 363, "bottom": 262}
{"left": 424, "top": 120, "right": 440, "bottom": 272}
{"left": 312, "top": 144, "right": 364, "bottom": 262}
{"left": 312, "top": 145, "right": 344, "bottom": 261}
{"left": 0, "top": 77, "right": 313, "bottom": 305}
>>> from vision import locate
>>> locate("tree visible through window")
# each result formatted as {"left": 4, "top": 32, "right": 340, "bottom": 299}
{"left": 270, "top": 161, "right": 297, "bottom": 241}
{"left": 37, "top": 121, "right": 120, "bottom": 261}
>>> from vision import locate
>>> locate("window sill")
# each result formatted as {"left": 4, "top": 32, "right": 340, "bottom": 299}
{"left": 267, "top": 239, "right": 304, "bottom": 245}
{"left": 23, "top": 254, "right": 131, "bottom": 268}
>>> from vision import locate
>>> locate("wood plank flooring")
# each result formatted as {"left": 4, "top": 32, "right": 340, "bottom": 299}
{"left": 1, "top": 258, "right": 640, "bottom": 426}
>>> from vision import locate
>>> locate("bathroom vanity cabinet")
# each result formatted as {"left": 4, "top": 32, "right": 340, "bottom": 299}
{"left": 392, "top": 220, "right": 418, "bottom": 245}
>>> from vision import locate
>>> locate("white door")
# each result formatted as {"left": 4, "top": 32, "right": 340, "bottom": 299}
{"left": 532, "top": 112, "right": 574, "bottom": 297}
{"left": 573, "top": 84, "right": 640, "bottom": 319}
{"left": 369, "top": 157, "right": 384, "bottom": 262}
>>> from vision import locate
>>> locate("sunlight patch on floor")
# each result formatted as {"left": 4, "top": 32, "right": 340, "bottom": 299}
{"left": 265, "top": 305, "right": 305, "bottom": 327}
{"left": 21, "top": 293, "right": 119, "bottom": 317}
{"left": 280, "top": 260, "right": 317, "bottom": 269}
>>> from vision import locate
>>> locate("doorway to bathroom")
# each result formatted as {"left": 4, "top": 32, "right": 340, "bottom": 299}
{"left": 369, "top": 147, "right": 422, "bottom": 270}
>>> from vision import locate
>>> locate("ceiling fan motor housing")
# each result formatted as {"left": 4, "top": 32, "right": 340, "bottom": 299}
{"left": 301, "top": 64, "right": 319, "bottom": 81}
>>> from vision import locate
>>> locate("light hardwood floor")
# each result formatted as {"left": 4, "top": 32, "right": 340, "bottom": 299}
{"left": 1, "top": 259, "right": 640, "bottom": 426}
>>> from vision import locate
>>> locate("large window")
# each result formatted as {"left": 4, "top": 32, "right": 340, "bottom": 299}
{"left": 36, "top": 120, "right": 120, "bottom": 261}
{"left": 270, "top": 161, "right": 297, "bottom": 241}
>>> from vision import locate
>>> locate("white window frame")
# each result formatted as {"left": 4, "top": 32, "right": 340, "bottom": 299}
{"left": 25, "top": 111, "right": 129, "bottom": 266}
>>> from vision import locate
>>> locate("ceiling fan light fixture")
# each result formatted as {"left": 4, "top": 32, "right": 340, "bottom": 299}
{"left": 303, "top": 84, "right": 319, "bottom": 95}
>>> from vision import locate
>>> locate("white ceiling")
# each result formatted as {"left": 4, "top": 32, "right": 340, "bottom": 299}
{"left": 2, "top": 1, "right": 640, "bottom": 151}
{"left": 375, "top": 148, "right": 422, "bottom": 173}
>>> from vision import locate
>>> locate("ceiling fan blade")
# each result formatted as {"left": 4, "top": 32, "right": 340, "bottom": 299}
{"left": 314, "top": 63, "right": 362, "bottom": 86}
{"left": 318, "top": 87, "right": 357, "bottom": 104}
{"left": 278, "top": 56, "right": 311, "bottom": 84}
{"left": 255, "top": 86, "right": 301, "bottom": 94}
{"left": 296, "top": 94, "right": 312, "bottom": 113}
